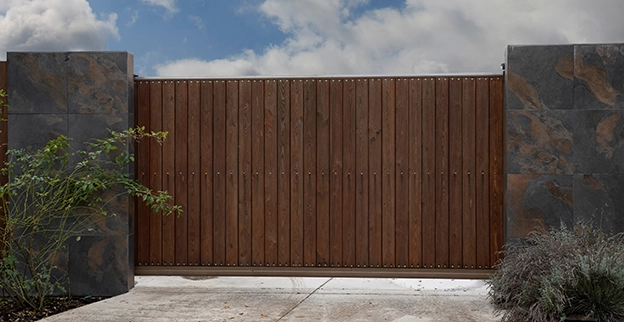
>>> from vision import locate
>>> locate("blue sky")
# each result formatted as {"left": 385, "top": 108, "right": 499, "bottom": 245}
{"left": 1, "top": 0, "right": 623, "bottom": 76}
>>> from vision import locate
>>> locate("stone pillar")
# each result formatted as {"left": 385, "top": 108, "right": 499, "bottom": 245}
{"left": 506, "top": 44, "right": 624, "bottom": 241}
{"left": 7, "top": 52, "right": 135, "bottom": 296}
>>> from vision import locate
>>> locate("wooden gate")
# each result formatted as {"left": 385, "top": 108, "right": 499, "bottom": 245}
{"left": 134, "top": 75, "right": 504, "bottom": 278}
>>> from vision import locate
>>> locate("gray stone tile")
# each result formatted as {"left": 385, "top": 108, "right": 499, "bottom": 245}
{"left": 506, "top": 45, "right": 574, "bottom": 110}
{"left": 506, "top": 174, "right": 573, "bottom": 239}
{"left": 8, "top": 113, "right": 67, "bottom": 151}
{"left": 574, "top": 109, "right": 624, "bottom": 173}
{"left": 7, "top": 52, "right": 67, "bottom": 114}
{"left": 68, "top": 234, "right": 132, "bottom": 296}
{"left": 574, "top": 174, "right": 624, "bottom": 235}
{"left": 67, "top": 52, "right": 132, "bottom": 114}
{"left": 574, "top": 44, "right": 624, "bottom": 110}
{"left": 507, "top": 109, "right": 573, "bottom": 174}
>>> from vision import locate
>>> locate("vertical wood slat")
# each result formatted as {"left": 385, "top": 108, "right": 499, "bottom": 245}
{"left": 449, "top": 78, "right": 463, "bottom": 268}
{"left": 264, "top": 80, "right": 278, "bottom": 266}
{"left": 395, "top": 79, "right": 409, "bottom": 268}
{"left": 343, "top": 79, "right": 356, "bottom": 267}
{"left": 136, "top": 81, "right": 150, "bottom": 265}
{"left": 149, "top": 81, "right": 163, "bottom": 266}
{"left": 290, "top": 80, "right": 304, "bottom": 267}
{"left": 200, "top": 80, "right": 214, "bottom": 266}
{"left": 489, "top": 77, "right": 505, "bottom": 267}
{"left": 316, "top": 80, "right": 330, "bottom": 266}
{"left": 134, "top": 75, "right": 505, "bottom": 272}
{"left": 475, "top": 78, "right": 490, "bottom": 268}
{"left": 226, "top": 81, "right": 239, "bottom": 266}
{"left": 188, "top": 81, "right": 201, "bottom": 265}
{"left": 355, "top": 79, "right": 369, "bottom": 267}
{"left": 368, "top": 79, "right": 382, "bottom": 268}
{"left": 161, "top": 81, "right": 176, "bottom": 265}
{"left": 238, "top": 80, "right": 252, "bottom": 266}
{"left": 421, "top": 78, "right": 436, "bottom": 268}
{"left": 0, "top": 62, "right": 6, "bottom": 255}
{"left": 303, "top": 80, "right": 317, "bottom": 267}
{"left": 251, "top": 80, "right": 265, "bottom": 266}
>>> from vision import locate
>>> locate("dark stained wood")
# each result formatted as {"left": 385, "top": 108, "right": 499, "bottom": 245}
{"left": 449, "top": 78, "right": 463, "bottom": 268}
{"left": 264, "top": 80, "right": 278, "bottom": 266}
{"left": 161, "top": 81, "right": 176, "bottom": 265}
{"left": 475, "top": 78, "right": 490, "bottom": 268}
{"left": 303, "top": 80, "right": 317, "bottom": 267}
{"left": 187, "top": 81, "right": 201, "bottom": 265}
{"left": 408, "top": 78, "right": 423, "bottom": 268}
{"left": 394, "top": 78, "right": 409, "bottom": 268}
{"left": 354, "top": 79, "right": 369, "bottom": 267}
{"left": 213, "top": 81, "right": 227, "bottom": 266}
{"left": 462, "top": 78, "right": 477, "bottom": 268}
{"left": 435, "top": 77, "right": 449, "bottom": 269}
{"left": 316, "top": 80, "right": 330, "bottom": 266}
{"left": 421, "top": 78, "right": 436, "bottom": 268}
{"left": 381, "top": 78, "right": 396, "bottom": 268}
{"left": 290, "top": 80, "right": 304, "bottom": 267}
{"left": 200, "top": 80, "right": 214, "bottom": 266}
{"left": 136, "top": 81, "right": 150, "bottom": 266}
{"left": 175, "top": 81, "right": 189, "bottom": 265}
{"left": 277, "top": 80, "right": 291, "bottom": 266}
{"left": 489, "top": 77, "right": 504, "bottom": 267}
{"left": 251, "top": 80, "right": 265, "bottom": 266}
{"left": 342, "top": 79, "right": 357, "bottom": 267}
{"left": 225, "top": 81, "right": 239, "bottom": 266}
{"left": 329, "top": 79, "right": 343, "bottom": 267}
{"left": 0, "top": 62, "right": 7, "bottom": 250}
{"left": 148, "top": 81, "right": 163, "bottom": 266}
{"left": 238, "top": 80, "right": 252, "bottom": 266}
{"left": 368, "top": 79, "right": 382, "bottom": 268}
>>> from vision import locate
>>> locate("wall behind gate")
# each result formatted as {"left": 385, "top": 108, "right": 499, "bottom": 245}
{"left": 134, "top": 75, "right": 504, "bottom": 272}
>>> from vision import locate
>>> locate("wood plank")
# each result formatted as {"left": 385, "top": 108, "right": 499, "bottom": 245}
{"left": 277, "top": 79, "right": 291, "bottom": 266}
{"left": 213, "top": 80, "right": 227, "bottom": 266}
{"left": 368, "top": 78, "right": 382, "bottom": 268}
{"left": 161, "top": 81, "right": 176, "bottom": 265}
{"left": 435, "top": 77, "right": 449, "bottom": 269}
{"left": 251, "top": 80, "right": 265, "bottom": 266}
{"left": 136, "top": 81, "right": 150, "bottom": 266}
{"left": 329, "top": 79, "right": 343, "bottom": 267}
{"left": 148, "top": 81, "right": 163, "bottom": 266}
{"left": 264, "top": 80, "right": 278, "bottom": 266}
{"left": 489, "top": 77, "right": 504, "bottom": 267}
{"left": 462, "top": 78, "right": 477, "bottom": 269}
{"left": 0, "top": 62, "right": 7, "bottom": 245}
{"left": 408, "top": 78, "right": 423, "bottom": 268}
{"left": 238, "top": 80, "right": 252, "bottom": 266}
{"left": 302, "top": 79, "right": 317, "bottom": 267}
{"left": 449, "top": 77, "right": 463, "bottom": 268}
{"left": 175, "top": 80, "right": 189, "bottom": 265}
{"left": 200, "top": 80, "right": 214, "bottom": 266}
{"left": 342, "top": 79, "right": 356, "bottom": 268}
{"left": 355, "top": 79, "right": 369, "bottom": 267}
{"left": 475, "top": 77, "right": 490, "bottom": 268}
{"left": 290, "top": 79, "right": 304, "bottom": 267}
{"left": 421, "top": 78, "right": 436, "bottom": 268}
{"left": 381, "top": 78, "right": 396, "bottom": 268}
{"left": 187, "top": 81, "right": 201, "bottom": 265}
{"left": 316, "top": 79, "right": 330, "bottom": 267}
{"left": 395, "top": 78, "right": 409, "bottom": 268}
{"left": 225, "top": 80, "right": 239, "bottom": 266}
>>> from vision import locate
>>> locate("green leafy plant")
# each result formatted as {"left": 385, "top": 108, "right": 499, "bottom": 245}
{"left": 487, "top": 222, "right": 624, "bottom": 322}
{"left": 0, "top": 126, "right": 181, "bottom": 312}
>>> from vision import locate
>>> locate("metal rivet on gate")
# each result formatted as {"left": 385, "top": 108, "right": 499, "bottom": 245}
{"left": 441, "top": 172, "right": 444, "bottom": 175}
{"left": 308, "top": 172, "right": 311, "bottom": 175}
{"left": 256, "top": 172, "right": 259, "bottom": 175}
{"left": 482, "top": 171, "right": 484, "bottom": 175}
{"left": 322, "top": 172, "right": 325, "bottom": 176}
{"left": 192, "top": 172, "right": 195, "bottom": 175}
{"left": 468, "top": 171, "right": 471, "bottom": 175}
{"left": 269, "top": 172, "right": 272, "bottom": 175}
{"left": 167, "top": 172, "right": 170, "bottom": 176}
{"left": 217, "top": 172, "right": 220, "bottom": 175}
{"left": 179, "top": 172, "right": 182, "bottom": 175}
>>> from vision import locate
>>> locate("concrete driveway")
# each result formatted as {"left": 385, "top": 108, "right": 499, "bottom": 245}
{"left": 42, "top": 276, "right": 500, "bottom": 322}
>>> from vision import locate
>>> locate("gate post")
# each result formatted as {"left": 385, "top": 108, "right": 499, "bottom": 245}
{"left": 505, "top": 44, "right": 624, "bottom": 241}
{"left": 7, "top": 52, "right": 135, "bottom": 296}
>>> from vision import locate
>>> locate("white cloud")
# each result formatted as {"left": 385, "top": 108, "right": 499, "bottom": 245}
{"left": 0, "top": 0, "right": 119, "bottom": 60}
{"left": 127, "top": 9, "right": 139, "bottom": 27}
{"left": 154, "top": 0, "right": 624, "bottom": 77}
{"left": 188, "top": 15, "right": 204, "bottom": 30}
{"left": 141, "top": 0, "right": 179, "bottom": 16}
